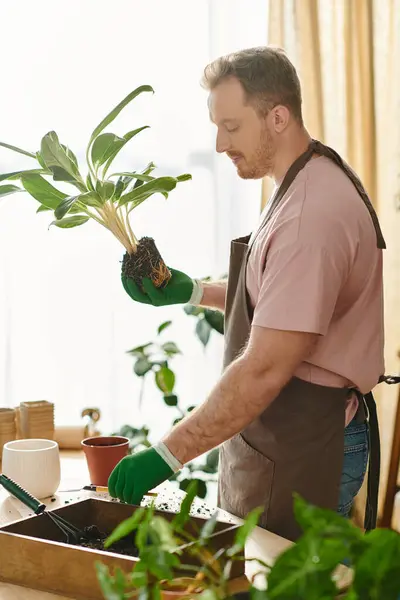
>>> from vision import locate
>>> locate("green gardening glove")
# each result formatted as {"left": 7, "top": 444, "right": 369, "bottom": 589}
{"left": 122, "top": 268, "right": 195, "bottom": 307}
{"left": 108, "top": 447, "right": 174, "bottom": 505}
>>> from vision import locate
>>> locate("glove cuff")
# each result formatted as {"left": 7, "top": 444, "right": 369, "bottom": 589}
{"left": 189, "top": 279, "right": 204, "bottom": 305}
{"left": 154, "top": 441, "right": 183, "bottom": 473}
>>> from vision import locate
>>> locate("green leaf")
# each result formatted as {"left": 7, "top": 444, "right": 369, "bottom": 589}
{"left": 157, "top": 320, "right": 172, "bottom": 335}
{"left": 352, "top": 528, "right": 400, "bottom": 600}
{"left": 204, "top": 309, "right": 224, "bottom": 335}
{"left": 187, "top": 405, "right": 196, "bottom": 412}
{"left": 21, "top": 173, "right": 68, "bottom": 210}
{"left": 126, "top": 343, "right": 153, "bottom": 357}
{"left": 227, "top": 507, "right": 263, "bottom": 556}
{"left": 105, "top": 507, "right": 145, "bottom": 547}
{"left": 50, "top": 215, "right": 89, "bottom": 229}
{"left": 184, "top": 304, "right": 204, "bottom": 316}
{"left": 36, "top": 151, "right": 47, "bottom": 170}
{"left": 102, "top": 126, "right": 150, "bottom": 176}
{"left": 266, "top": 531, "right": 348, "bottom": 599}
{"left": 134, "top": 357, "right": 153, "bottom": 376}
{"left": 0, "top": 141, "right": 36, "bottom": 159}
{"left": 118, "top": 176, "right": 178, "bottom": 208}
{"left": 163, "top": 394, "right": 178, "bottom": 407}
{"left": 199, "top": 510, "right": 219, "bottom": 543}
{"left": 176, "top": 173, "right": 192, "bottom": 182}
{"left": 198, "top": 590, "right": 219, "bottom": 600}
{"left": 196, "top": 318, "right": 211, "bottom": 347}
{"left": 91, "top": 132, "right": 125, "bottom": 168}
{"left": 95, "top": 562, "right": 122, "bottom": 600}
{"left": 155, "top": 367, "right": 175, "bottom": 393}
{"left": 88, "top": 85, "right": 154, "bottom": 148}
{"left": 86, "top": 173, "right": 95, "bottom": 192}
{"left": 205, "top": 448, "right": 219, "bottom": 472}
{"left": 96, "top": 180, "right": 115, "bottom": 201}
{"left": 36, "top": 204, "right": 51, "bottom": 213}
{"left": 61, "top": 145, "right": 79, "bottom": 168}
{"left": 149, "top": 516, "right": 177, "bottom": 551}
{"left": 172, "top": 480, "right": 198, "bottom": 530}
{"left": 0, "top": 169, "right": 46, "bottom": 183}
{"left": 161, "top": 341, "right": 181, "bottom": 355}
{"left": 173, "top": 417, "right": 183, "bottom": 426}
{"left": 41, "top": 131, "right": 83, "bottom": 187}
{"left": 179, "top": 477, "right": 207, "bottom": 499}
{"left": 0, "top": 184, "right": 22, "bottom": 198}
{"left": 293, "top": 494, "right": 362, "bottom": 542}
{"left": 54, "top": 194, "right": 81, "bottom": 219}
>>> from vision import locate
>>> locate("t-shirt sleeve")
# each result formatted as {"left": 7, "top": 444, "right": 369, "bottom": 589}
{"left": 252, "top": 241, "right": 348, "bottom": 335}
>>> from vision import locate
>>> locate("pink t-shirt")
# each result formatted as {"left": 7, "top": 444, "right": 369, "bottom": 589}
{"left": 246, "top": 156, "right": 385, "bottom": 426}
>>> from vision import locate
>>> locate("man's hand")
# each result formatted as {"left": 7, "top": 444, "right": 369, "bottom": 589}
{"left": 122, "top": 268, "right": 195, "bottom": 306}
{"left": 108, "top": 448, "right": 174, "bottom": 505}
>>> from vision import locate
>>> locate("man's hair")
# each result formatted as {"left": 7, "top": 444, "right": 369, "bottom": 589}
{"left": 201, "top": 46, "right": 303, "bottom": 123}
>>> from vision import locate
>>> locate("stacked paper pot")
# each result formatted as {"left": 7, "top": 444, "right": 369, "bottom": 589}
{"left": 0, "top": 408, "right": 17, "bottom": 466}
{"left": 18, "top": 401, "right": 55, "bottom": 440}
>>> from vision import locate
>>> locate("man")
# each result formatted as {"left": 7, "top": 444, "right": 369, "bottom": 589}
{"left": 109, "top": 47, "right": 385, "bottom": 541}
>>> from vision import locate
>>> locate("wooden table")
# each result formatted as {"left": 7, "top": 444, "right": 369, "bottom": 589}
{"left": 0, "top": 451, "right": 295, "bottom": 600}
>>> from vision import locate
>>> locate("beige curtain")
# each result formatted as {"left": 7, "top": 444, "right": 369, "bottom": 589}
{"left": 264, "top": 0, "right": 400, "bottom": 526}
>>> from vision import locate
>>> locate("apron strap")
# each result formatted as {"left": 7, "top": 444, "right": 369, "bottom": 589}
{"left": 310, "top": 140, "right": 386, "bottom": 250}
{"left": 360, "top": 375, "right": 399, "bottom": 531}
{"left": 362, "top": 391, "right": 380, "bottom": 531}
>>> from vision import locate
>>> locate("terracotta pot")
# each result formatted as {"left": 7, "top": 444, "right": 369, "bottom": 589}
{"left": 81, "top": 436, "right": 129, "bottom": 486}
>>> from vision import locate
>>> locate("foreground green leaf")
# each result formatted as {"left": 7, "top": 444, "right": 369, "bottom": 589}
{"left": 0, "top": 141, "right": 36, "bottom": 159}
{"left": 95, "top": 562, "right": 123, "bottom": 600}
{"left": 21, "top": 173, "right": 67, "bottom": 210}
{"left": 199, "top": 510, "right": 219, "bottom": 544}
{"left": 149, "top": 516, "right": 177, "bottom": 551}
{"left": 172, "top": 480, "right": 198, "bottom": 530}
{"left": 50, "top": 215, "right": 89, "bottom": 229}
{"left": 352, "top": 528, "right": 400, "bottom": 600}
{"left": 228, "top": 507, "right": 263, "bottom": 556}
{"left": 105, "top": 507, "right": 146, "bottom": 548}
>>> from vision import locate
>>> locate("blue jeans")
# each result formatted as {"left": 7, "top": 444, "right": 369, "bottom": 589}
{"left": 338, "top": 418, "right": 369, "bottom": 517}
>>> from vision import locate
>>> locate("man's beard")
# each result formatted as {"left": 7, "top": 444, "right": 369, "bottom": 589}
{"left": 237, "top": 126, "right": 275, "bottom": 180}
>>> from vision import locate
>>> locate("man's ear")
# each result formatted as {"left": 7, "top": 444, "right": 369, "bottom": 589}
{"left": 269, "top": 105, "right": 290, "bottom": 133}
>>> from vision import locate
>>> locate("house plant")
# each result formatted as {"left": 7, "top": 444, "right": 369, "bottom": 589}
{"left": 0, "top": 86, "right": 191, "bottom": 287}
{"left": 116, "top": 320, "right": 219, "bottom": 499}
{"left": 97, "top": 488, "right": 400, "bottom": 600}
{"left": 96, "top": 481, "right": 264, "bottom": 600}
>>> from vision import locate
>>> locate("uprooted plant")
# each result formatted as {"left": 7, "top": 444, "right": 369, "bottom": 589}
{"left": 0, "top": 85, "right": 191, "bottom": 287}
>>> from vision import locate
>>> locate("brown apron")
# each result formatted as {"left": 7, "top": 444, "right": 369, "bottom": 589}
{"left": 218, "top": 140, "right": 386, "bottom": 541}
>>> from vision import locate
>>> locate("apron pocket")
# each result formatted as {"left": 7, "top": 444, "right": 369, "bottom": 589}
{"left": 218, "top": 433, "right": 275, "bottom": 527}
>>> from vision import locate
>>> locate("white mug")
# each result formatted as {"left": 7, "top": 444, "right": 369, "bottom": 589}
{"left": 2, "top": 439, "right": 61, "bottom": 499}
